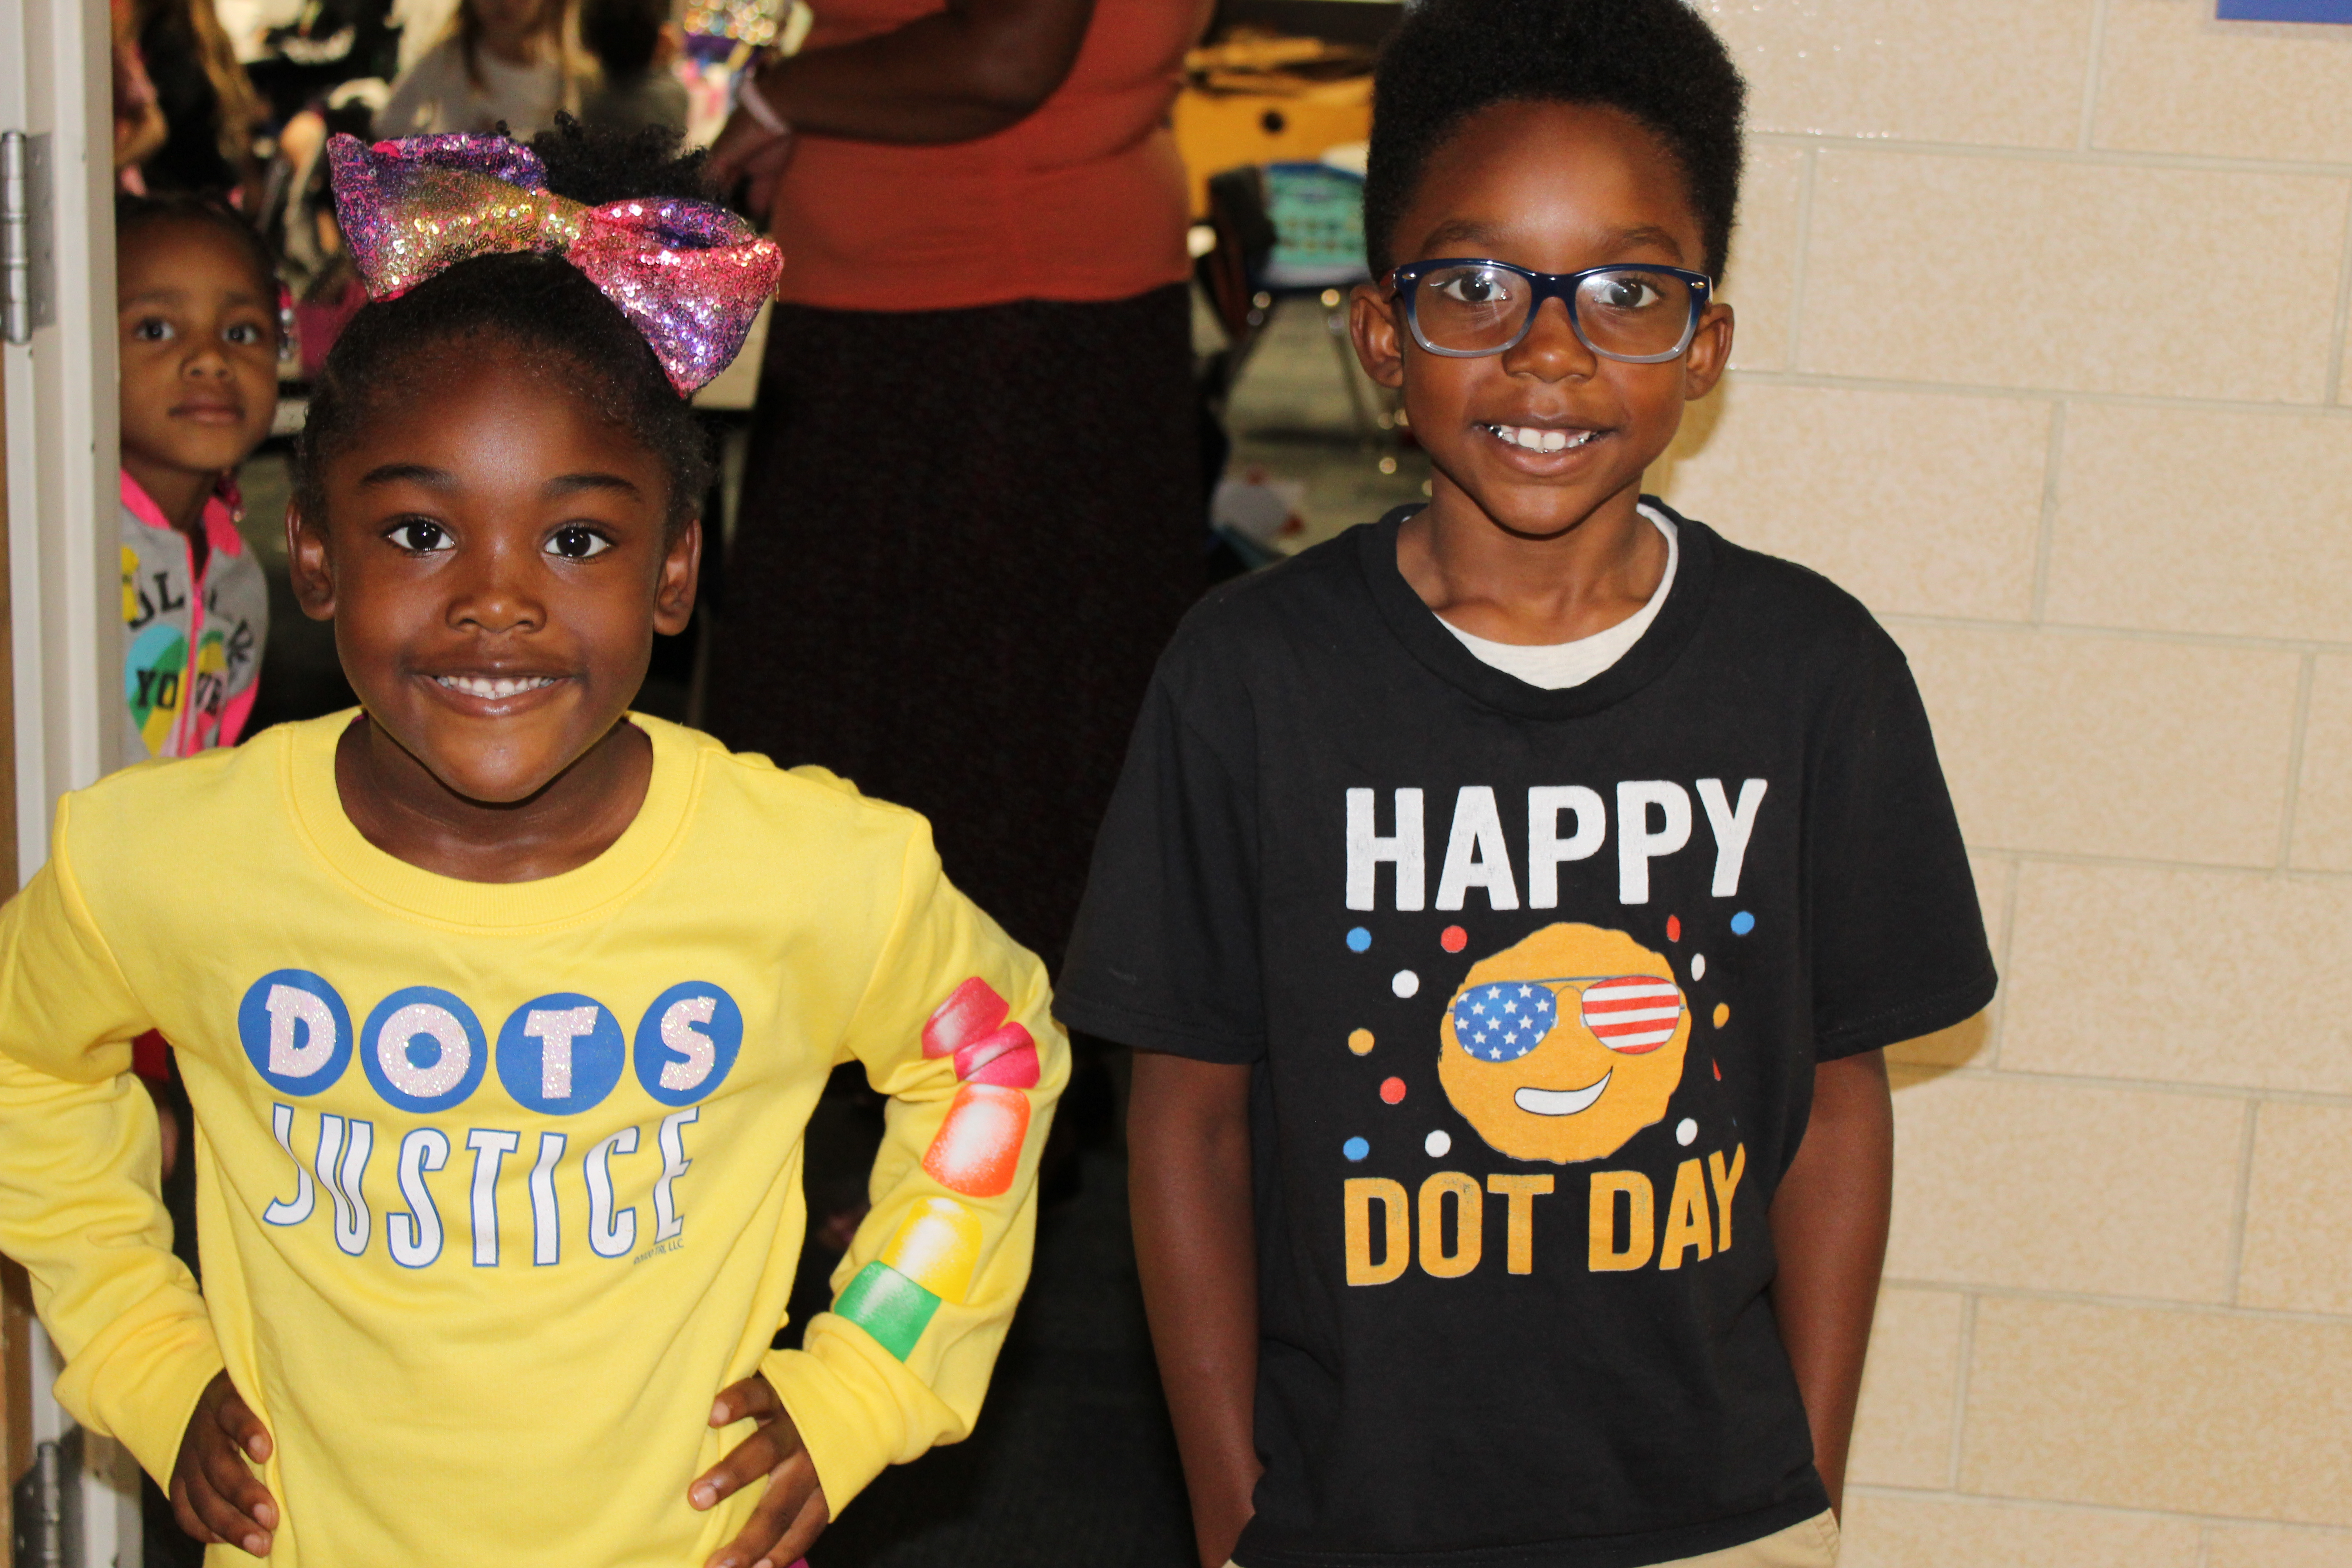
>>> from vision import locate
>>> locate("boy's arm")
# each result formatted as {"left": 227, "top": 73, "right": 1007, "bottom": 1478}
{"left": 1766, "top": 1047, "right": 1894, "bottom": 1517}
{"left": 1129, "top": 1050, "right": 1260, "bottom": 1568}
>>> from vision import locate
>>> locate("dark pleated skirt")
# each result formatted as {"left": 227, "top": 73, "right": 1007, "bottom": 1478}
{"left": 705, "top": 284, "right": 1205, "bottom": 966}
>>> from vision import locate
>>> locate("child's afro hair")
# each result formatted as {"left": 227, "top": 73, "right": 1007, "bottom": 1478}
{"left": 296, "top": 117, "right": 718, "bottom": 533}
{"left": 117, "top": 191, "right": 281, "bottom": 304}
{"left": 1362, "top": 0, "right": 1746, "bottom": 280}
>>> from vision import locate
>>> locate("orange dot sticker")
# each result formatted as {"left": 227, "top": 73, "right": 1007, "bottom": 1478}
{"left": 1379, "top": 1076, "right": 1406, "bottom": 1104}
{"left": 921, "top": 1084, "right": 1030, "bottom": 1197}
{"left": 1711, "top": 1003, "right": 1730, "bottom": 1029}
{"left": 1348, "top": 1029, "right": 1375, "bottom": 1056}
{"left": 1666, "top": 915, "right": 1681, "bottom": 942}
{"left": 1440, "top": 926, "right": 1467, "bottom": 953}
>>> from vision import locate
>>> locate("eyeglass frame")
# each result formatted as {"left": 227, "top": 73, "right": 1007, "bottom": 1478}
{"left": 1385, "top": 259, "right": 1716, "bottom": 364}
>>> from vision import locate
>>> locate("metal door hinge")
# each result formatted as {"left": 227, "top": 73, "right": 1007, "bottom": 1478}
{"left": 10, "top": 1426, "right": 83, "bottom": 1568}
{"left": 2, "top": 129, "right": 57, "bottom": 345}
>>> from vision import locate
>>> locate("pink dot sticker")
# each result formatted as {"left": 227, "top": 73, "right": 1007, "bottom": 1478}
{"left": 1380, "top": 1076, "right": 1406, "bottom": 1104}
{"left": 1440, "top": 926, "right": 1467, "bottom": 953}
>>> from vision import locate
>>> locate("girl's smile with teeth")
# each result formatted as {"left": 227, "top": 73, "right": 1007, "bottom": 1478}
{"left": 436, "top": 673, "right": 564, "bottom": 699}
{"left": 1485, "top": 423, "right": 1597, "bottom": 453}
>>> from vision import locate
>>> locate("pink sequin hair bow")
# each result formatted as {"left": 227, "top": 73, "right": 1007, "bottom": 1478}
{"left": 325, "top": 132, "right": 782, "bottom": 395}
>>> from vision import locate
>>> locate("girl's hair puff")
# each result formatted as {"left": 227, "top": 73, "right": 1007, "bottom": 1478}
{"left": 295, "top": 118, "right": 717, "bottom": 534}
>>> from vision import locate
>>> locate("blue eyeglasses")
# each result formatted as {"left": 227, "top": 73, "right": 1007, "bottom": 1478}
{"left": 1388, "top": 259, "right": 1714, "bottom": 363}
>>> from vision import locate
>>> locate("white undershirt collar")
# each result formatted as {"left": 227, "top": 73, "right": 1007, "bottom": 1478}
{"left": 1437, "top": 505, "right": 1681, "bottom": 691}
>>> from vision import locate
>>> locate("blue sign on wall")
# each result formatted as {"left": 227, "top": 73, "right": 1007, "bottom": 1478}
{"left": 2219, "top": 0, "right": 2352, "bottom": 19}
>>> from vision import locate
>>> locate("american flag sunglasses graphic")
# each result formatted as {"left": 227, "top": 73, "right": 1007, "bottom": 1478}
{"left": 1448, "top": 975, "right": 1686, "bottom": 1063}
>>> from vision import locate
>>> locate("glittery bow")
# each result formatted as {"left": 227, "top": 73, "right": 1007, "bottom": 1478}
{"left": 326, "top": 132, "right": 782, "bottom": 394}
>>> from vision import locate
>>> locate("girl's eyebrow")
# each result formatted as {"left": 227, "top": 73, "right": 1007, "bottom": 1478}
{"left": 359, "top": 462, "right": 454, "bottom": 490}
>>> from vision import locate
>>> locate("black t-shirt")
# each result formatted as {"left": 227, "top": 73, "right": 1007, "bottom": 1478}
{"left": 1058, "top": 503, "right": 1995, "bottom": 1568}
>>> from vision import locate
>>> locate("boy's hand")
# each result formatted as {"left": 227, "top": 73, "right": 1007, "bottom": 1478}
{"left": 691, "top": 1372, "right": 829, "bottom": 1568}
{"left": 170, "top": 1371, "right": 278, "bottom": 1557}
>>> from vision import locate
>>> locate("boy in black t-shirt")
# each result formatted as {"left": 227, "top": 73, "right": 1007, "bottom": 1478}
{"left": 1056, "top": 3, "right": 1997, "bottom": 1567}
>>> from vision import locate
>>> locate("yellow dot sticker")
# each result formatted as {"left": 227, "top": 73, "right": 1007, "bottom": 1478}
{"left": 1348, "top": 1029, "right": 1375, "bottom": 1056}
{"left": 879, "top": 1196, "right": 985, "bottom": 1304}
{"left": 1711, "top": 1003, "right": 1730, "bottom": 1029}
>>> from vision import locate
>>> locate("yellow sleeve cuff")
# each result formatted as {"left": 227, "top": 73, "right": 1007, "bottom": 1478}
{"left": 761, "top": 1315, "right": 961, "bottom": 1517}
{"left": 79, "top": 1328, "right": 225, "bottom": 1489}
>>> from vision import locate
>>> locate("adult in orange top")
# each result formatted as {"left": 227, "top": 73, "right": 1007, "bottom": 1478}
{"left": 706, "top": 0, "right": 1210, "bottom": 967}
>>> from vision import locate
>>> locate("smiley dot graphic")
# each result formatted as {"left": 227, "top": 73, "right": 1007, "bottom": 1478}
{"left": 1676, "top": 1117, "right": 1697, "bottom": 1146}
{"left": 1440, "top": 925, "right": 1468, "bottom": 953}
{"left": 1730, "top": 911, "right": 1756, "bottom": 936}
{"left": 1425, "top": 1129, "right": 1451, "bottom": 1157}
{"left": 1380, "top": 1076, "right": 1406, "bottom": 1104}
{"left": 1392, "top": 969, "right": 1420, "bottom": 998}
{"left": 1347, "top": 927, "right": 1372, "bottom": 952}
{"left": 1348, "top": 1028, "right": 1376, "bottom": 1056}
{"left": 1343, "top": 1136, "right": 1370, "bottom": 1162}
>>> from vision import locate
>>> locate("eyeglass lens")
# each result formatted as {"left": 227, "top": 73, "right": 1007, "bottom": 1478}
{"left": 1411, "top": 265, "right": 1695, "bottom": 359}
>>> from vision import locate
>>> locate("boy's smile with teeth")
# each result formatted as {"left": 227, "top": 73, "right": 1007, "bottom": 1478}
{"left": 1486, "top": 423, "right": 1597, "bottom": 453}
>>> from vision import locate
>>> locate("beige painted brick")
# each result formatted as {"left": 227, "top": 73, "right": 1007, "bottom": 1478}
{"left": 1697, "top": 0, "right": 2095, "bottom": 149}
{"left": 1839, "top": 1493, "right": 2200, "bottom": 1568}
{"left": 2001, "top": 862, "right": 2352, "bottom": 1094}
{"left": 2239, "top": 1101, "right": 2352, "bottom": 1316}
{"left": 1847, "top": 1287, "right": 1964, "bottom": 1488}
{"left": 2205, "top": 1524, "right": 2352, "bottom": 1568}
{"left": 2292, "top": 656, "right": 2352, "bottom": 872}
{"left": 1654, "top": 386, "right": 2046, "bottom": 622}
{"left": 1961, "top": 1297, "right": 2352, "bottom": 1524}
{"left": 1887, "top": 1010, "right": 1991, "bottom": 1070}
{"left": 1723, "top": 145, "right": 1805, "bottom": 373}
{"left": 1884, "top": 1073, "right": 2242, "bottom": 1301}
{"left": 1799, "top": 152, "right": 2347, "bottom": 402}
{"left": 2093, "top": 0, "right": 2352, "bottom": 163}
{"left": 1970, "top": 853, "right": 2014, "bottom": 963}
{"left": 1891, "top": 624, "right": 2299, "bottom": 864}
{"left": 2043, "top": 404, "right": 2352, "bottom": 641}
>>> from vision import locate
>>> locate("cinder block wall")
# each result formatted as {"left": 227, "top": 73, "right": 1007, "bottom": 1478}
{"left": 1650, "top": 4, "right": 2352, "bottom": 1563}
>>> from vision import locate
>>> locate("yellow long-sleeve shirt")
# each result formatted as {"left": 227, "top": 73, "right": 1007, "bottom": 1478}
{"left": 0, "top": 713, "right": 1066, "bottom": 1565}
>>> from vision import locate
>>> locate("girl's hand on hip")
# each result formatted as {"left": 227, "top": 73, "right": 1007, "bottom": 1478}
{"left": 692, "top": 1372, "right": 829, "bottom": 1568}
{"left": 171, "top": 1370, "right": 279, "bottom": 1557}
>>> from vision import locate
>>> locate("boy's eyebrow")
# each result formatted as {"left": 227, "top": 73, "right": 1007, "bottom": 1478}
{"left": 543, "top": 473, "right": 645, "bottom": 499}
{"left": 1410, "top": 222, "right": 1691, "bottom": 263}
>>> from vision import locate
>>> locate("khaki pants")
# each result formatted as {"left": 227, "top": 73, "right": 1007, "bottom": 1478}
{"left": 1227, "top": 1509, "right": 1841, "bottom": 1568}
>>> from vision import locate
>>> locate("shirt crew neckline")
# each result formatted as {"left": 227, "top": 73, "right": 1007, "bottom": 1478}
{"left": 284, "top": 710, "right": 701, "bottom": 931}
{"left": 1359, "top": 496, "right": 1716, "bottom": 721}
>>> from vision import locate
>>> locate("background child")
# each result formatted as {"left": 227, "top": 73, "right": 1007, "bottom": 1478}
{"left": 575, "top": 0, "right": 687, "bottom": 136}
{"left": 1058, "top": 2, "right": 1994, "bottom": 1566}
{"left": 376, "top": 0, "right": 579, "bottom": 137}
{"left": 116, "top": 192, "right": 275, "bottom": 764}
{"left": 0, "top": 122, "right": 1063, "bottom": 1568}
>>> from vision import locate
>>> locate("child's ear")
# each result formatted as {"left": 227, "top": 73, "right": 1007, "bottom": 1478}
{"left": 653, "top": 515, "right": 701, "bottom": 637}
{"left": 286, "top": 501, "right": 338, "bottom": 622}
{"left": 1348, "top": 280, "right": 1406, "bottom": 391}
{"left": 1681, "top": 301, "right": 1735, "bottom": 402}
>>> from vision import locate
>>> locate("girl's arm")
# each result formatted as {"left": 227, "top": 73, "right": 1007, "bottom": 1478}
{"left": 1766, "top": 1046, "right": 1895, "bottom": 1517}
{"left": 1128, "top": 1050, "right": 1260, "bottom": 1568}
{"left": 0, "top": 846, "right": 230, "bottom": 1490}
